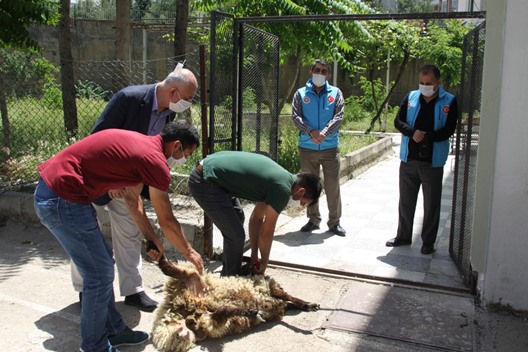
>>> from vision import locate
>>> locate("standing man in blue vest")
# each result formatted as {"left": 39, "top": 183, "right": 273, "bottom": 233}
{"left": 292, "top": 59, "right": 346, "bottom": 236}
{"left": 386, "top": 64, "right": 458, "bottom": 254}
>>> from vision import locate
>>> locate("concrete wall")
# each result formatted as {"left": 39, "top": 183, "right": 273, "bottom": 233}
{"left": 473, "top": 0, "right": 528, "bottom": 310}
{"left": 30, "top": 19, "right": 422, "bottom": 105}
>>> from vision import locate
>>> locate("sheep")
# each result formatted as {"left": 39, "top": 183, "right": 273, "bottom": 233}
{"left": 151, "top": 257, "right": 320, "bottom": 352}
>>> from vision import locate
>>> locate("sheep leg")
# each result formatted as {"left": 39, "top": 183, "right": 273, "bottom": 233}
{"left": 158, "top": 256, "right": 205, "bottom": 295}
{"left": 268, "top": 278, "right": 320, "bottom": 311}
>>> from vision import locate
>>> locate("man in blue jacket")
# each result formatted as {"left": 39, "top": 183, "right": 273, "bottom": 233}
{"left": 71, "top": 67, "right": 198, "bottom": 311}
{"left": 292, "top": 59, "right": 346, "bottom": 236}
{"left": 386, "top": 64, "right": 458, "bottom": 255}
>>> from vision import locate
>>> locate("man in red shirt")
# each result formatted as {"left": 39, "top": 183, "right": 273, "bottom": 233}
{"left": 34, "top": 120, "right": 203, "bottom": 352}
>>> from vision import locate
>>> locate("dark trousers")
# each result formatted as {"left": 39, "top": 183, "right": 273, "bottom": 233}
{"left": 188, "top": 166, "right": 245, "bottom": 276}
{"left": 396, "top": 160, "right": 444, "bottom": 247}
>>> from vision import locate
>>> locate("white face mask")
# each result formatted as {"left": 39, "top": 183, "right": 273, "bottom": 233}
{"left": 312, "top": 74, "right": 326, "bottom": 87}
{"left": 287, "top": 190, "right": 305, "bottom": 210}
{"left": 167, "top": 156, "right": 186, "bottom": 168}
{"left": 419, "top": 84, "right": 436, "bottom": 97}
{"left": 167, "top": 144, "right": 187, "bottom": 168}
{"left": 287, "top": 197, "right": 302, "bottom": 210}
{"left": 169, "top": 91, "right": 192, "bottom": 113}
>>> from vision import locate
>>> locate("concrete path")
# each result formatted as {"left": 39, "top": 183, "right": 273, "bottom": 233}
{"left": 254, "top": 134, "right": 464, "bottom": 291}
{"left": 1, "top": 135, "right": 528, "bottom": 351}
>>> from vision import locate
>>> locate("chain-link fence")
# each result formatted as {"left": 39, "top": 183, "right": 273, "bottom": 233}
{"left": 238, "top": 24, "right": 280, "bottom": 160}
{"left": 0, "top": 49, "right": 203, "bottom": 197}
{"left": 450, "top": 21, "right": 485, "bottom": 291}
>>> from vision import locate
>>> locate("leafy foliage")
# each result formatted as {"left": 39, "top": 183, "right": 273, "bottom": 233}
{"left": 394, "top": 0, "right": 433, "bottom": 13}
{"left": 0, "top": 48, "right": 59, "bottom": 98}
{"left": 0, "top": 0, "right": 60, "bottom": 51}
{"left": 192, "top": 0, "right": 376, "bottom": 68}
{"left": 75, "top": 80, "right": 110, "bottom": 100}
{"left": 417, "top": 19, "right": 472, "bottom": 87}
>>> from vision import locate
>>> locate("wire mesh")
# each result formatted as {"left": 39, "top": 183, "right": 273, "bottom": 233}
{"left": 0, "top": 50, "right": 202, "bottom": 195}
{"left": 209, "top": 11, "right": 235, "bottom": 154}
{"left": 238, "top": 24, "right": 280, "bottom": 160}
{"left": 450, "top": 21, "right": 485, "bottom": 289}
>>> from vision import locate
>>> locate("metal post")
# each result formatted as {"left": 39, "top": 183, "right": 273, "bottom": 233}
{"left": 199, "top": 44, "right": 213, "bottom": 259}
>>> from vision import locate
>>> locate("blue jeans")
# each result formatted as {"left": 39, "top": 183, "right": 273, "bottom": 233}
{"left": 188, "top": 166, "right": 245, "bottom": 276}
{"left": 34, "top": 179, "right": 126, "bottom": 352}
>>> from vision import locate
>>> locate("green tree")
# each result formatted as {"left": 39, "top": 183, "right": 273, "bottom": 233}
{"left": 417, "top": 19, "right": 472, "bottom": 89}
{"left": 357, "top": 19, "right": 422, "bottom": 132}
{"left": 395, "top": 0, "right": 433, "bottom": 13}
{"left": 132, "top": 0, "right": 152, "bottom": 21}
{"left": 193, "top": 0, "right": 376, "bottom": 111}
{"left": 0, "top": 0, "right": 59, "bottom": 153}
{"left": 0, "top": 0, "right": 59, "bottom": 51}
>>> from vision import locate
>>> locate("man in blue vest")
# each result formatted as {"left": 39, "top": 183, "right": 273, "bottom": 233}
{"left": 386, "top": 64, "right": 458, "bottom": 254}
{"left": 292, "top": 59, "right": 346, "bottom": 236}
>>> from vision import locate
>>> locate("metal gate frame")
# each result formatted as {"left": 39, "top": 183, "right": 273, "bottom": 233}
{"left": 209, "top": 11, "right": 487, "bottom": 161}
{"left": 209, "top": 12, "right": 281, "bottom": 160}
{"left": 209, "top": 11, "right": 487, "bottom": 288}
{"left": 450, "top": 21, "right": 486, "bottom": 292}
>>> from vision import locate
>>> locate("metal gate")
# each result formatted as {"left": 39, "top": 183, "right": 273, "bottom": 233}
{"left": 449, "top": 22, "right": 486, "bottom": 291}
{"left": 209, "top": 11, "right": 280, "bottom": 159}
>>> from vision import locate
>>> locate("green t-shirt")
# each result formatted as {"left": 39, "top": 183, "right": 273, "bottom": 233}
{"left": 202, "top": 151, "right": 296, "bottom": 213}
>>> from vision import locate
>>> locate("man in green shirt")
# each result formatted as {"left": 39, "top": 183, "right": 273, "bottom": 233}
{"left": 189, "top": 151, "right": 322, "bottom": 276}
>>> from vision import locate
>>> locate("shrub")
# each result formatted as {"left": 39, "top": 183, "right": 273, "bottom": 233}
{"left": 75, "top": 80, "right": 110, "bottom": 100}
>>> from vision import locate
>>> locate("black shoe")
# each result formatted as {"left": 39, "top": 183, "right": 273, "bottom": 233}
{"left": 385, "top": 237, "right": 412, "bottom": 247}
{"left": 329, "top": 224, "right": 346, "bottom": 236}
{"left": 421, "top": 246, "right": 435, "bottom": 255}
{"left": 300, "top": 221, "right": 320, "bottom": 232}
{"left": 124, "top": 291, "right": 158, "bottom": 312}
{"left": 109, "top": 326, "right": 149, "bottom": 347}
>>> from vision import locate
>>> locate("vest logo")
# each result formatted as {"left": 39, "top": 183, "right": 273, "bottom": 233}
{"left": 443, "top": 105, "right": 450, "bottom": 114}
{"left": 303, "top": 97, "right": 310, "bottom": 104}
{"left": 407, "top": 101, "right": 411, "bottom": 108}
{"left": 328, "top": 96, "right": 335, "bottom": 103}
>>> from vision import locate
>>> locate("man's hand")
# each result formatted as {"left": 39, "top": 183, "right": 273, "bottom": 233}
{"left": 185, "top": 248, "right": 204, "bottom": 275}
{"left": 145, "top": 239, "right": 165, "bottom": 261}
{"left": 413, "top": 130, "right": 426, "bottom": 143}
{"left": 309, "top": 129, "right": 327, "bottom": 145}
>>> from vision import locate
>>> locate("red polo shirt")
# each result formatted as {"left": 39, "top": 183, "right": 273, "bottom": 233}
{"left": 38, "top": 129, "right": 171, "bottom": 204}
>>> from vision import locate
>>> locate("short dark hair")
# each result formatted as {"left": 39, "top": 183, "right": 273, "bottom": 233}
{"left": 294, "top": 172, "right": 323, "bottom": 206}
{"left": 419, "top": 64, "right": 441, "bottom": 80}
{"left": 311, "top": 59, "right": 331, "bottom": 74}
{"left": 160, "top": 119, "right": 200, "bottom": 149}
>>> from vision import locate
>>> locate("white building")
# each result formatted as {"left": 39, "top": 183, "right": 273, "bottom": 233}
{"left": 472, "top": 0, "right": 528, "bottom": 311}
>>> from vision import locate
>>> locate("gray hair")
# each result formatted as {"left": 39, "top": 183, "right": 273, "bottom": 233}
{"left": 163, "top": 70, "right": 193, "bottom": 87}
